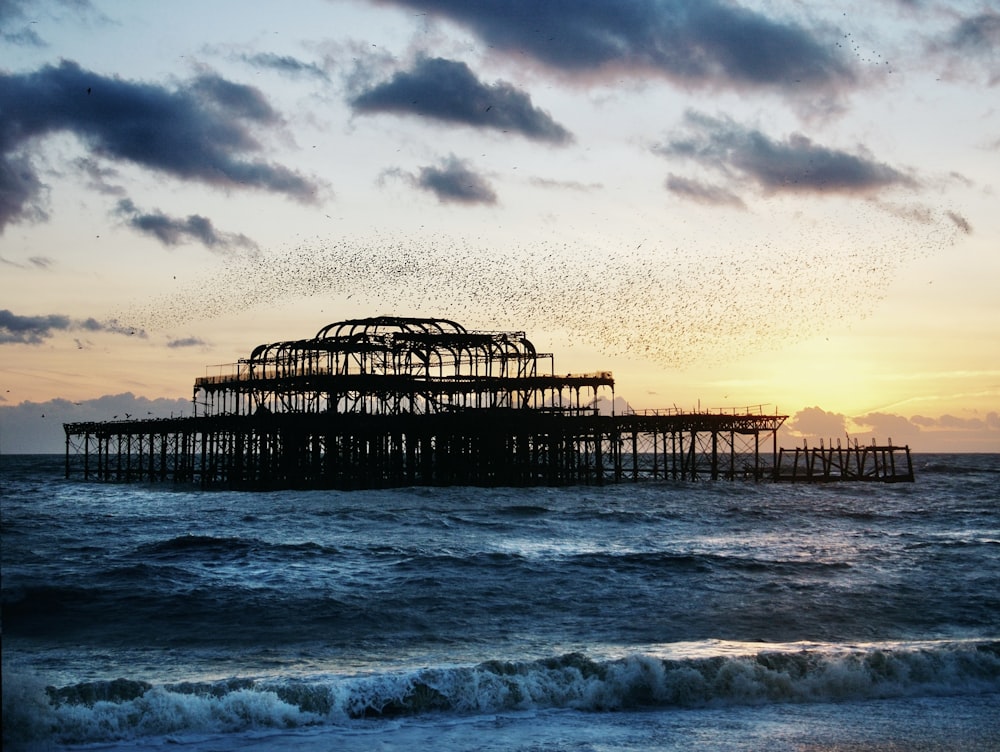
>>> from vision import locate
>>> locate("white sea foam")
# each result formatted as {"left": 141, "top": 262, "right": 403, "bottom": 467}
{"left": 5, "top": 642, "right": 999, "bottom": 748}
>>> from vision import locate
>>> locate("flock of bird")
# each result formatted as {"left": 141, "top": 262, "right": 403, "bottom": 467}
{"left": 116, "top": 202, "right": 960, "bottom": 370}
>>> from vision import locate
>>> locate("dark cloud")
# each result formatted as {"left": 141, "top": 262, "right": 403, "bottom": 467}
{"left": 0, "top": 0, "right": 30, "bottom": 24}
{"left": 351, "top": 56, "right": 572, "bottom": 143}
{"left": 0, "top": 308, "right": 146, "bottom": 345}
{"left": 665, "top": 174, "right": 745, "bottom": 208}
{"left": 416, "top": 155, "right": 497, "bottom": 205}
{"left": 0, "top": 60, "right": 321, "bottom": 231}
{"left": 0, "top": 152, "right": 48, "bottom": 226}
{"left": 0, "top": 309, "right": 71, "bottom": 344}
{"left": 2, "top": 24, "right": 44, "bottom": 46}
{"left": 946, "top": 11, "right": 1000, "bottom": 54}
{"left": 657, "top": 111, "right": 914, "bottom": 196}
{"left": 115, "top": 199, "right": 259, "bottom": 252}
{"left": 240, "top": 52, "right": 329, "bottom": 80}
{"left": 930, "top": 11, "right": 1000, "bottom": 85}
{"left": 0, "top": 0, "right": 44, "bottom": 46}
{"left": 376, "top": 0, "right": 854, "bottom": 92}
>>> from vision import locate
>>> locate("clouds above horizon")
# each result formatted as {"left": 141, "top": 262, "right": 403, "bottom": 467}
{"left": 417, "top": 155, "right": 497, "bottom": 205}
{"left": 783, "top": 405, "right": 1000, "bottom": 449}
{"left": 665, "top": 174, "right": 746, "bottom": 208}
{"left": 351, "top": 56, "right": 572, "bottom": 144}
{"left": 380, "top": 155, "right": 498, "bottom": 205}
{"left": 0, "top": 60, "right": 321, "bottom": 232}
{"left": 115, "top": 199, "right": 259, "bottom": 253}
{"left": 238, "top": 52, "right": 330, "bottom": 80}
{"left": 657, "top": 111, "right": 915, "bottom": 200}
{"left": 0, "top": 308, "right": 146, "bottom": 345}
{"left": 936, "top": 10, "right": 1000, "bottom": 84}
{"left": 375, "top": 0, "right": 855, "bottom": 94}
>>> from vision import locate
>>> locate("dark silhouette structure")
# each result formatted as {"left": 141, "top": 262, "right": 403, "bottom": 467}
{"left": 64, "top": 316, "right": 802, "bottom": 489}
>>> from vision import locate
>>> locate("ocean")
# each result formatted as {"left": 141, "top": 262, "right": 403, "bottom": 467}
{"left": 2, "top": 453, "right": 998, "bottom": 751}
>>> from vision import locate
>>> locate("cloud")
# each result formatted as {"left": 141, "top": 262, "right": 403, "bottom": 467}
{"left": 912, "top": 413, "right": 992, "bottom": 431}
{"left": 375, "top": 0, "right": 854, "bottom": 93}
{"left": 0, "top": 392, "right": 193, "bottom": 453}
{"left": 665, "top": 174, "right": 745, "bottom": 208}
{"left": 0, "top": 309, "right": 146, "bottom": 345}
{"left": 115, "top": 199, "right": 259, "bottom": 252}
{"left": 529, "top": 177, "right": 602, "bottom": 191}
{"left": 239, "top": 52, "right": 329, "bottom": 80}
{"left": 931, "top": 11, "right": 1000, "bottom": 85}
{"left": 0, "top": 254, "right": 54, "bottom": 269}
{"left": 381, "top": 155, "right": 498, "bottom": 205}
{"left": 166, "top": 336, "right": 208, "bottom": 348}
{"left": 783, "top": 406, "right": 999, "bottom": 451}
{"left": 0, "top": 310, "right": 71, "bottom": 344}
{"left": 1, "top": 152, "right": 49, "bottom": 227}
{"left": 785, "top": 406, "right": 848, "bottom": 439}
{"left": 852, "top": 411, "right": 921, "bottom": 445}
{"left": 0, "top": 60, "right": 322, "bottom": 231}
{"left": 657, "top": 111, "right": 915, "bottom": 197}
{"left": 0, "top": 0, "right": 102, "bottom": 47}
{"left": 351, "top": 56, "right": 572, "bottom": 143}
{"left": 0, "top": 0, "right": 44, "bottom": 46}
{"left": 945, "top": 11, "right": 1000, "bottom": 54}
{"left": 74, "top": 157, "right": 126, "bottom": 196}
{"left": 416, "top": 155, "right": 497, "bottom": 205}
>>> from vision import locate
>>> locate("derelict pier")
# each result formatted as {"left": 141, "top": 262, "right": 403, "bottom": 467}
{"left": 64, "top": 317, "right": 787, "bottom": 490}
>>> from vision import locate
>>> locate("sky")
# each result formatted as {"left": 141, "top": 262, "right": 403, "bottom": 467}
{"left": 1, "top": 0, "right": 998, "bottom": 454}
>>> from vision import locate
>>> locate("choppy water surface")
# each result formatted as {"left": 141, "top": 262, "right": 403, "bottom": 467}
{"left": 3, "top": 453, "right": 998, "bottom": 750}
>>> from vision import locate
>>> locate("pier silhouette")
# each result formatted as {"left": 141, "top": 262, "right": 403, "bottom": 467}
{"left": 62, "top": 316, "right": 906, "bottom": 490}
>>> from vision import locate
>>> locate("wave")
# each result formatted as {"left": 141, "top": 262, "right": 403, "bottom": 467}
{"left": 5, "top": 642, "right": 999, "bottom": 748}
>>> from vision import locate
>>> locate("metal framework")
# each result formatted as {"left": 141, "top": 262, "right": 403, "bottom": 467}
{"left": 64, "top": 316, "right": 793, "bottom": 490}
{"left": 192, "top": 316, "right": 608, "bottom": 418}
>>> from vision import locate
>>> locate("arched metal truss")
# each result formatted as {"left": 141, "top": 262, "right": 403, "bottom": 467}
{"left": 193, "top": 316, "right": 609, "bottom": 418}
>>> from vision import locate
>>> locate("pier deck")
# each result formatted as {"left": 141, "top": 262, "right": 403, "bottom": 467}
{"left": 64, "top": 407, "right": 786, "bottom": 489}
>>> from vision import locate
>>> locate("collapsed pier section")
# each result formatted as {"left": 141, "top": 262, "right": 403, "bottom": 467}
{"left": 64, "top": 316, "right": 788, "bottom": 490}
{"left": 774, "top": 441, "right": 914, "bottom": 483}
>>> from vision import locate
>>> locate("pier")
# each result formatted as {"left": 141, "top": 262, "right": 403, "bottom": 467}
{"left": 64, "top": 316, "right": 788, "bottom": 490}
{"left": 774, "top": 441, "right": 914, "bottom": 483}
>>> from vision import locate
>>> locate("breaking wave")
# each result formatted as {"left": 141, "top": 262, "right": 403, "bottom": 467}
{"left": 5, "top": 642, "right": 999, "bottom": 748}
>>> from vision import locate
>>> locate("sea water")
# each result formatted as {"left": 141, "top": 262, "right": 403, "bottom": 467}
{"left": 2, "top": 453, "right": 998, "bottom": 750}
